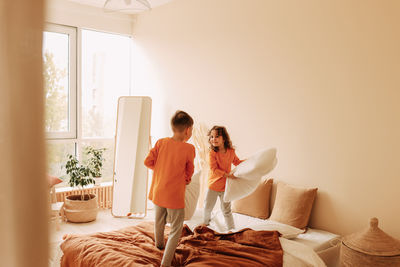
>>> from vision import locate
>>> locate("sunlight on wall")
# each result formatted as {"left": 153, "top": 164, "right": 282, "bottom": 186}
{"left": 131, "top": 41, "right": 169, "bottom": 141}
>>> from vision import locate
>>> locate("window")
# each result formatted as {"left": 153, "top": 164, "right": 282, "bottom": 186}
{"left": 43, "top": 25, "right": 132, "bottom": 187}
{"left": 43, "top": 24, "right": 77, "bottom": 139}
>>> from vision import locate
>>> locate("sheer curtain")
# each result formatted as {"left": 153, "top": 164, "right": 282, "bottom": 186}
{"left": 0, "top": 0, "right": 48, "bottom": 266}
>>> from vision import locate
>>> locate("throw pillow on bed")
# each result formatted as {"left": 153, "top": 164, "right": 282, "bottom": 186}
{"left": 224, "top": 148, "right": 277, "bottom": 202}
{"left": 167, "top": 170, "right": 201, "bottom": 223}
{"left": 232, "top": 178, "right": 273, "bottom": 219}
{"left": 269, "top": 182, "right": 317, "bottom": 229}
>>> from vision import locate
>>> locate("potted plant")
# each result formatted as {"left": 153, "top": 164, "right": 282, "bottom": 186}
{"left": 63, "top": 147, "right": 106, "bottom": 223}
{"left": 85, "top": 146, "right": 106, "bottom": 186}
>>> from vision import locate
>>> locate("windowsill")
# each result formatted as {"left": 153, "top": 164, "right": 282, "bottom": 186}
{"left": 55, "top": 181, "right": 113, "bottom": 193}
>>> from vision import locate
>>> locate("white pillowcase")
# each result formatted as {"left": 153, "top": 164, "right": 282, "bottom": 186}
{"left": 167, "top": 170, "right": 201, "bottom": 222}
{"left": 224, "top": 148, "right": 277, "bottom": 202}
{"left": 224, "top": 177, "right": 259, "bottom": 202}
{"left": 234, "top": 147, "right": 277, "bottom": 180}
{"left": 184, "top": 170, "right": 201, "bottom": 220}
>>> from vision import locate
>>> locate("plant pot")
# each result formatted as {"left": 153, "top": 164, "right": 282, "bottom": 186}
{"left": 64, "top": 194, "right": 98, "bottom": 223}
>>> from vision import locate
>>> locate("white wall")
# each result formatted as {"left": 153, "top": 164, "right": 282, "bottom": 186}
{"left": 45, "top": 0, "right": 134, "bottom": 35}
{"left": 131, "top": 0, "right": 400, "bottom": 238}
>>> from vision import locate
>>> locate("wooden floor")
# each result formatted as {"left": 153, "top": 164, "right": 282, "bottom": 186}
{"left": 49, "top": 208, "right": 155, "bottom": 267}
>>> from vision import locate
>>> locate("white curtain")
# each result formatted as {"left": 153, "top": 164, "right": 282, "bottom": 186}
{"left": 0, "top": 0, "right": 48, "bottom": 266}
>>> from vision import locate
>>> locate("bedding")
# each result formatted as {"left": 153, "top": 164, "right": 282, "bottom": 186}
{"left": 57, "top": 209, "right": 328, "bottom": 267}
{"left": 212, "top": 211, "right": 338, "bottom": 267}
{"left": 189, "top": 211, "right": 305, "bottom": 239}
{"left": 60, "top": 221, "right": 283, "bottom": 267}
{"left": 188, "top": 210, "right": 334, "bottom": 266}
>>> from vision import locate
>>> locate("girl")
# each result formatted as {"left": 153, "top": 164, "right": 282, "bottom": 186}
{"left": 203, "top": 126, "right": 243, "bottom": 230}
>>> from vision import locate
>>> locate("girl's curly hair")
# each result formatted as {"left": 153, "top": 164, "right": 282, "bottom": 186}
{"left": 208, "top": 126, "right": 233, "bottom": 152}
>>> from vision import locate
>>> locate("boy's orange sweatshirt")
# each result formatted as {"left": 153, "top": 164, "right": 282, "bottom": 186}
{"left": 208, "top": 148, "right": 243, "bottom": 192}
{"left": 144, "top": 137, "right": 195, "bottom": 209}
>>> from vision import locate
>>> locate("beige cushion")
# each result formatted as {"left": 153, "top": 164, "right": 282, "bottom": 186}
{"left": 270, "top": 182, "right": 317, "bottom": 229}
{"left": 232, "top": 179, "right": 273, "bottom": 219}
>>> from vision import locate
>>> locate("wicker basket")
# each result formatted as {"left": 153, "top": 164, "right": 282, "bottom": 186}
{"left": 64, "top": 194, "right": 98, "bottom": 223}
{"left": 340, "top": 218, "right": 400, "bottom": 267}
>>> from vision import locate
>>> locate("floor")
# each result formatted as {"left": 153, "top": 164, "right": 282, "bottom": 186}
{"left": 49, "top": 208, "right": 156, "bottom": 267}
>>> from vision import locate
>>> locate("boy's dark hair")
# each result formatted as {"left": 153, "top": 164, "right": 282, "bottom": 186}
{"left": 171, "top": 110, "right": 194, "bottom": 132}
{"left": 208, "top": 126, "right": 233, "bottom": 152}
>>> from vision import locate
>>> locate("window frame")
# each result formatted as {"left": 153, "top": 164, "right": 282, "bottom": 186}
{"left": 44, "top": 23, "right": 77, "bottom": 140}
{"left": 44, "top": 23, "right": 133, "bottom": 186}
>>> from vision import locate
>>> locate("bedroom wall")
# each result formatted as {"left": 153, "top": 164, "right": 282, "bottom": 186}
{"left": 131, "top": 0, "right": 400, "bottom": 238}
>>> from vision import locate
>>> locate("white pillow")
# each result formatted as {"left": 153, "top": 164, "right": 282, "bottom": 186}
{"left": 224, "top": 148, "right": 277, "bottom": 202}
{"left": 167, "top": 171, "right": 201, "bottom": 222}
{"left": 246, "top": 220, "right": 305, "bottom": 239}
{"left": 184, "top": 170, "right": 201, "bottom": 220}
{"left": 233, "top": 147, "right": 277, "bottom": 180}
{"left": 224, "top": 177, "right": 259, "bottom": 202}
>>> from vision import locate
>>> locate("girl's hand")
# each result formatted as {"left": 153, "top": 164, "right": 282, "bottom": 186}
{"left": 226, "top": 173, "right": 238, "bottom": 179}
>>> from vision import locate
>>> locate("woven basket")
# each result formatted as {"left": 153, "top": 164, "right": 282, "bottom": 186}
{"left": 64, "top": 194, "right": 98, "bottom": 223}
{"left": 340, "top": 218, "right": 400, "bottom": 267}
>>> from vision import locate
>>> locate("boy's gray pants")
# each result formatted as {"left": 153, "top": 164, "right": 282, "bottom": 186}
{"left": 203, "top": 189, "right": 235, "bottom": 230}
{"left": 154, "top": 204, "right": 184, "bottom": 267}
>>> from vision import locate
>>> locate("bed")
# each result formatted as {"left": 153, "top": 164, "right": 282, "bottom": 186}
{"left": 58, "top": 209, "right": 337, "bottom": 267}
{"left": 58, "top": 179, "right": 341, "bottom": 266}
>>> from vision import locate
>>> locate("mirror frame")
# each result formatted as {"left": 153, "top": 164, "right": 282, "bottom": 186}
{"left": 111, "top": 96, "right": 152, "bottom": 219}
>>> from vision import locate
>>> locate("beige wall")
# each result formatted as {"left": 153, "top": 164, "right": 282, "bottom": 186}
{"left": 131, "top": 0, "right": 400, "bottom": 238}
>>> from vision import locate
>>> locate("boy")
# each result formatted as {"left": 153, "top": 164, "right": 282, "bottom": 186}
{"left": 144, "top": 110, "right": 195, "bottom": 267}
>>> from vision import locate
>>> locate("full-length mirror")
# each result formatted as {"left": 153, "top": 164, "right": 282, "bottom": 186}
{"left": 112, "top": 96, "right": 152, "bottom": 218}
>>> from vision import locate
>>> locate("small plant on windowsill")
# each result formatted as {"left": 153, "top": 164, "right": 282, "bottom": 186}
{"left": 84, "top": 146, "right": 106, "bottom": 186}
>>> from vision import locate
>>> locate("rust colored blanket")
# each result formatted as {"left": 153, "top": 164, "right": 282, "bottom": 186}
{"left": 60, "top": 222, "right": 283, "bottom": 267}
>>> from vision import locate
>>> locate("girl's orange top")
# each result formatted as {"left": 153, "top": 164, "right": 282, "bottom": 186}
{"left": 208, "top": 148, "right": 243, "bottom": 192}
{"left": 144, "top": 137, "right": 195, "bottom": 209}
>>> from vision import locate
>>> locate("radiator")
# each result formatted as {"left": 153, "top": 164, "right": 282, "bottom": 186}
{"left": 56, "top": 185, "right": 113, "bottom": 209}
